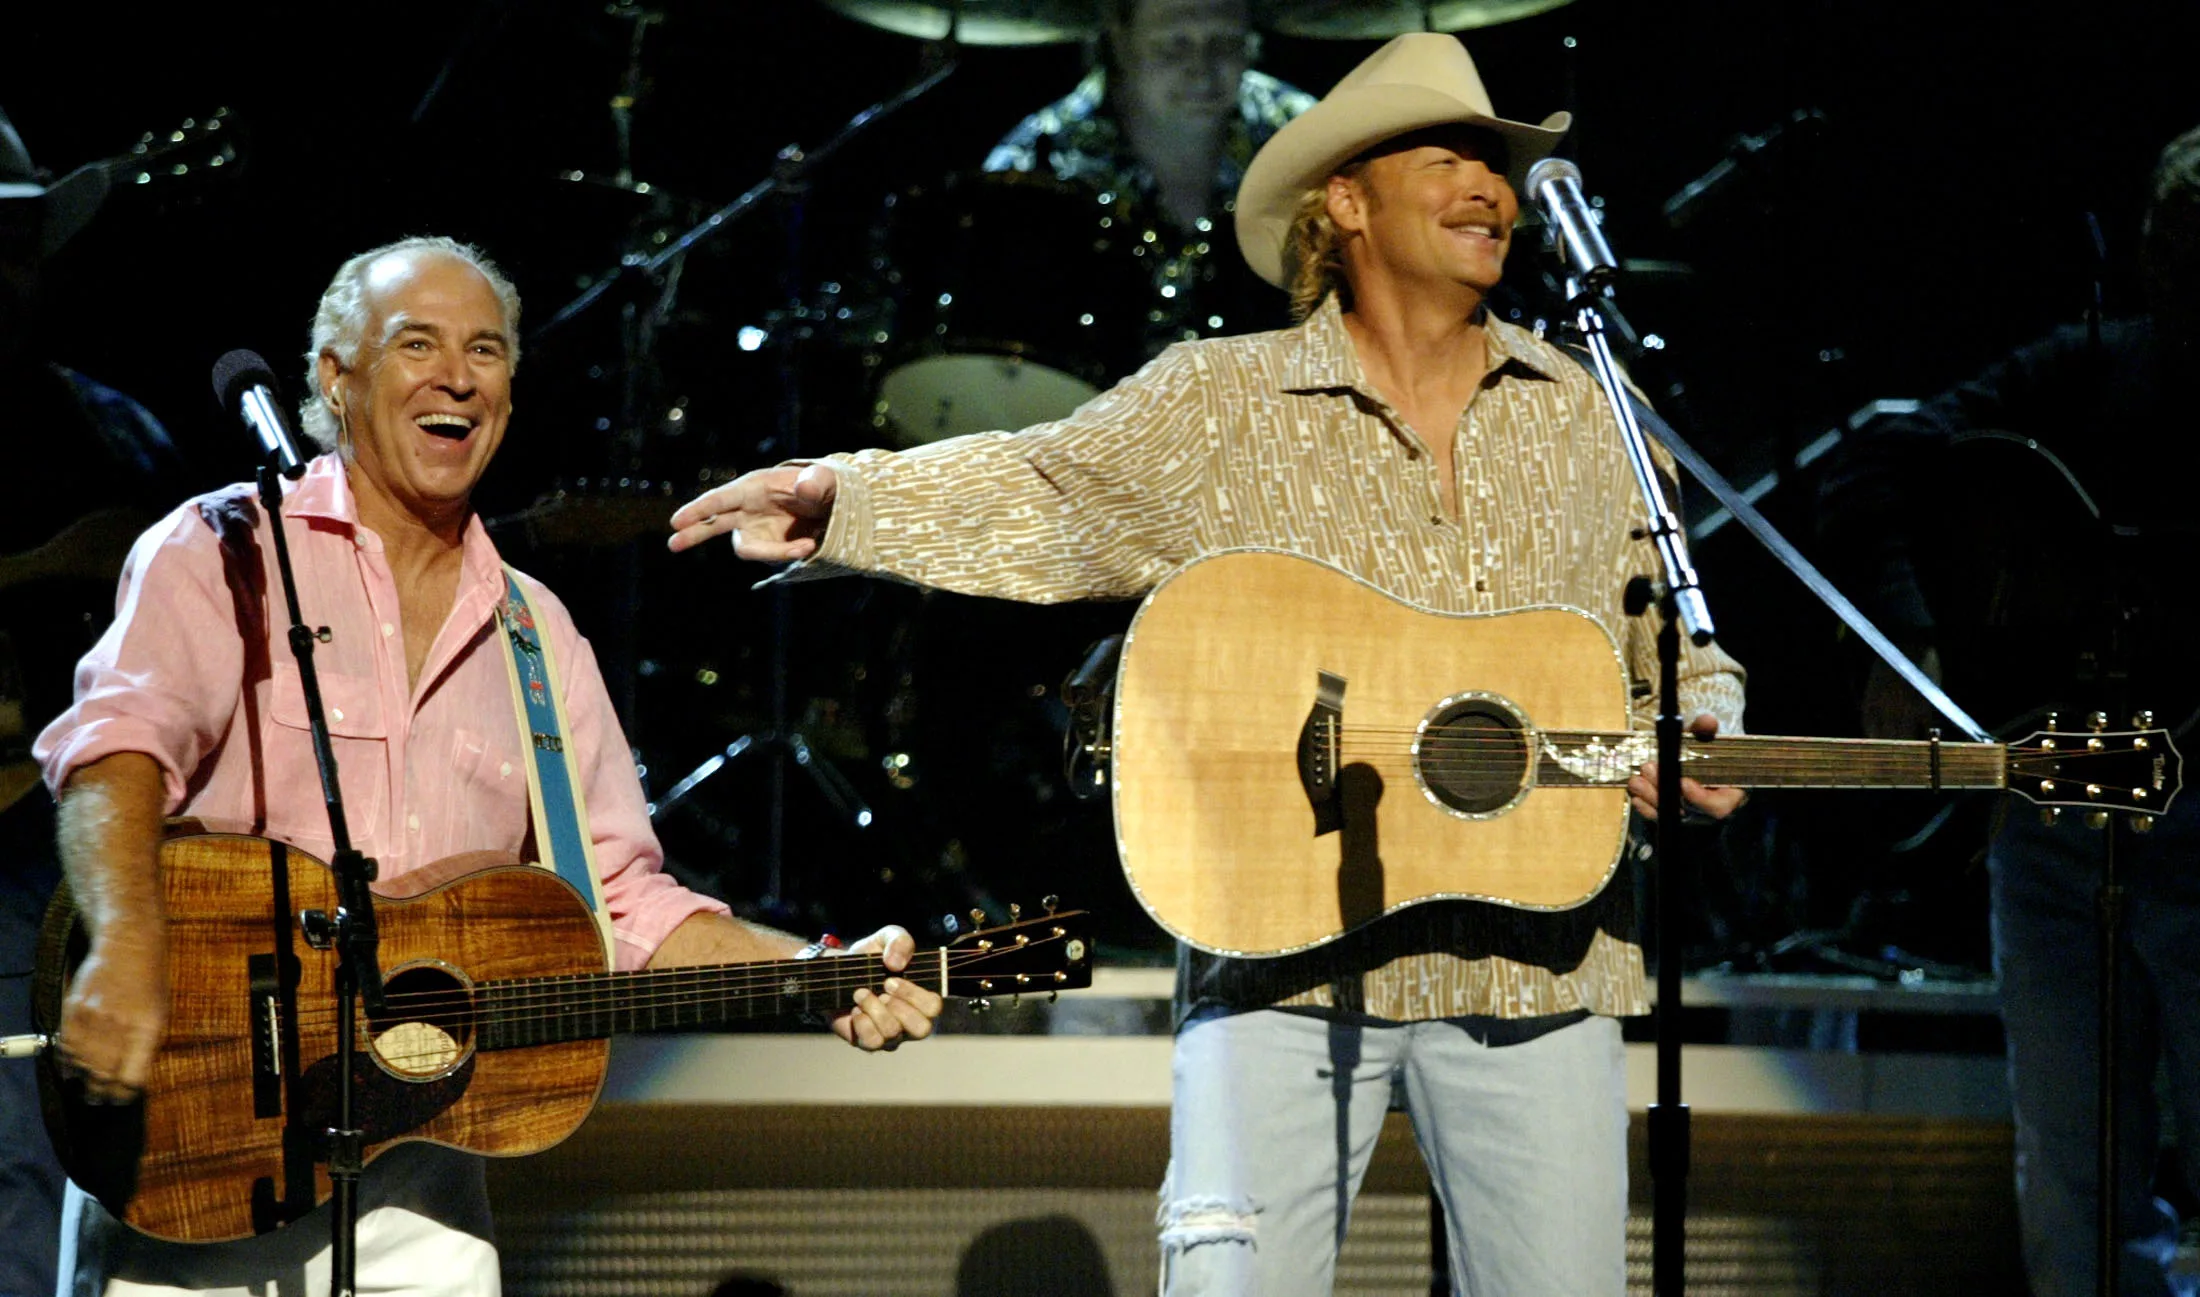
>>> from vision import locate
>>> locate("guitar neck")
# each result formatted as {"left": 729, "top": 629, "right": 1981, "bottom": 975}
{"left": 1543, "top": 732, "right": 2007, "bottom": 791}
{"left": 475, "top": 952, "right": 914, "bottom": 1051}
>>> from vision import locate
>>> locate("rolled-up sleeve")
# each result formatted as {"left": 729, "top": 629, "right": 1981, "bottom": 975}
{"left": 35, "top": 508, "right": 245, "bottom": 810}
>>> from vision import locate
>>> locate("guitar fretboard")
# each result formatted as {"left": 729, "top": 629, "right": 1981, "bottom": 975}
{"left": 1531, "top": 732, "right": 2008, "bottom": 791}
{"left": 476, "top": 954, "right": 903, "bottom": 1051}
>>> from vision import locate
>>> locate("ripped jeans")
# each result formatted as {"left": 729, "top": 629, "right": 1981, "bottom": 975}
{"left": 1157, "top": 1006, "right": 1627, "bottom": 1296}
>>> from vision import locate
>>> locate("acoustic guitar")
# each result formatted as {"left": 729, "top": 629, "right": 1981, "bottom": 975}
{"left": 1108, "top": 549, "right": 2180, "bottom": 957}
{"left": 33, "top": 833, "right": 1091, "bottom": 1243}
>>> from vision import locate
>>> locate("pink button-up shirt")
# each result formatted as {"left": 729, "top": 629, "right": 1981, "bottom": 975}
{"left": 36, "top": 455, "right": 724, "bottom": 970}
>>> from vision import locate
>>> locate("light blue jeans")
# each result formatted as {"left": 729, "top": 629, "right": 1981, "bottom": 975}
{"left": 1158, "top": 1006, "right": 1628, "bottom": 1296}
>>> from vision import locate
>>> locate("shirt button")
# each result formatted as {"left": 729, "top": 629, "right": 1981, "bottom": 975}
{"left": 330, "top": 707, "right": 344, "bottom": 723}
{"left": 381, "top": 623, "right": 394, "bottom": 637}
{"left": 499, "top": 762, "right": 512, "bottom": 778}
{"left": 408, "top": 813, "right": 421, "bottom": 832}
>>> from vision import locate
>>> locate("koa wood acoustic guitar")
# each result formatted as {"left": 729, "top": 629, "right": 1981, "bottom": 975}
{"left": 33, "top": 833, "right": 1091, "bottom": 1243}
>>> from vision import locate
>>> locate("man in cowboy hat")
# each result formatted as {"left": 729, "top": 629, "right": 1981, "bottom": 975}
{"left": 0, "top": 104, "right": 191, "bottom": 1297}
{"left": 671, "top": 33, "right": 1746, "bottom": 1293}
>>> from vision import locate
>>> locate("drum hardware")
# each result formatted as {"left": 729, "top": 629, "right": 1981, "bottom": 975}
{"left": 865, "top": 171, "right": 1284, "bottom": 445}
{"left": 1256, "top": 0, "right": 1576, "bottom": 39}
{"left": 819, "top": 0, "right": 1097, "bottom": 46}
{"left": 866, "top": 171, "right": 1148, "bottom": 444}
{"left": 1059, "top": 633, "right": 1121, "bottom": 799}
{"left": 536, "top": 45, "right": 966, "bottom": 907}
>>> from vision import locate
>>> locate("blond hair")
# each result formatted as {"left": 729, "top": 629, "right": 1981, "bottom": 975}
{"left": 1280, "top": 161, "right": 1368, "bottom": 322}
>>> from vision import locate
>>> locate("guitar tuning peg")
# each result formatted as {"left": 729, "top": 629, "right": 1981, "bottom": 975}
{"left": 970, "top": 997, "right": 992, "bottom": 1013}
{"left": 1048, "top": 990, "right": 1060, "bottom": 1004}
{"left": 2085, "top": 811, "right": 2111, "bottom": 831}
{"left": 970, "top": 909, "right": 987, "bottom": 931}
{"left": 1042, "top": 894, "right": 1060, "bottom": 914}
{"left": 2132, "top": 709, "right": 2156, "bottom": 729}
{"left": 2040, "top": 807, "right": 2061, "bottom": 827}
{"left": 2087, "top": 711, "right": 2109, "bottom": 733}
{"left": 1009, "top": 902, "right": 1022, "bottom": 922}
{"left": 2133, "top": 814, "right": 2156, "bottom": 834}
{"left": 2044, "top": 711, "right": 2059, "bottom": 732}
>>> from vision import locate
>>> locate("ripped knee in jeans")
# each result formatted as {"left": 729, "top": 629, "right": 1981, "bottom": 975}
{"left": 1156, "top": 1194, "right": 1260, "bottom": 1253}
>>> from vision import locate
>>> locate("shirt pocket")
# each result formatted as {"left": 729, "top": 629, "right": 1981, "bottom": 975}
{"left": 440, "top": 724, "right": 529, "bottom": 857}
{"left": 265, "top": 661, "right": 387, "bottom": 841}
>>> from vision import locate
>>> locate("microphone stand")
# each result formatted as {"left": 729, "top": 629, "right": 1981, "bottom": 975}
{"left": 251, "top": 460, "right": 385, "bottom": 1297}
{"left": 1563, "top": 267, "right": 1712, "bottom": 1297}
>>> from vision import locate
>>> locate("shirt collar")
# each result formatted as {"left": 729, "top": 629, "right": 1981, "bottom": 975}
{"left": 278, "top": 452, "right": 356, "bottom": 525}
{"left": 280, "top": 451, "right": 506, "bottom": 596}
{"left": 1279, "top": 294, "right": 1564, "bottom": 397}
{"left": 1278, "top": 294, "right": 1367, "bottom": 394}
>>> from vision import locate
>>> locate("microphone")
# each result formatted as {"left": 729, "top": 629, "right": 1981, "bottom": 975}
{"left": 212, "top": 350, "right": 308, "bottom": 480}
{"left": 1524, "top": 157, "right": 1618, "bottom": 291}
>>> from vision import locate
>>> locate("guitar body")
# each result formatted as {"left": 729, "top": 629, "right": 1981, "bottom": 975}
{"left": 1112, "top": 549, "right": 1633, "bottom": 957}
{"left": 36, "top": 835, "right": 609, "bottom": 1243}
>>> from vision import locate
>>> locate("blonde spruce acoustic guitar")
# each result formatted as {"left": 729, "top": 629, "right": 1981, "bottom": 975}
{"left": 1109, "top": 550, "right": 2180, "bottom": 957}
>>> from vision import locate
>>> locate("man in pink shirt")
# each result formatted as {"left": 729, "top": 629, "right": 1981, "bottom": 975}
{"left": 35, "top": 235, "right": 944, "bottom": 1294}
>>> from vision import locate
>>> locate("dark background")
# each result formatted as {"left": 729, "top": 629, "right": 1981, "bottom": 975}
{"left": 10, "top": 0, "right": 2198, "bottom": 968}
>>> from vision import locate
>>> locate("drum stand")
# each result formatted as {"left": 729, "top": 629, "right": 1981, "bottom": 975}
{"left": 541, "top": 50, "right": 964, "bottom": 905}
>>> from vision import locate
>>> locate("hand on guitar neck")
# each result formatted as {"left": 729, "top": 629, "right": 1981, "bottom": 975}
{"left": 1624, "top": 713, "right": 1747, "bottom": 821}
{"left": 646, "top": 910, "right": 942, "bottom": 1052}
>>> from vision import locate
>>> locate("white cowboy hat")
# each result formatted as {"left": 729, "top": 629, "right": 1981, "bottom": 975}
{"left": 1234, "top": 32, "right": 1570, "bottom": 288}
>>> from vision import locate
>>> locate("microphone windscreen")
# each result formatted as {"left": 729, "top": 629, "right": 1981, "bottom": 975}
{"left": 1524, "top": 156, "right": 1583, "bottom": 194}
{"left": 212, "top": 349, "right": 280, "bottom": 411}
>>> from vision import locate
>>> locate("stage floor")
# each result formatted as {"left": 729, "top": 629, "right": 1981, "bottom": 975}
{"left": 489, "top": 970, "right": 2023, "bottom": 1295}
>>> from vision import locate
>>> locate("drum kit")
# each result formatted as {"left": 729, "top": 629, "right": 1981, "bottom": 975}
{"left": 509, "top": 0, "right": 1579, "bottom": 922}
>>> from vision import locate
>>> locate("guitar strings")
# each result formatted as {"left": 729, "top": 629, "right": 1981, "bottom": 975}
{"left": 273, "top": 942, "right": 1073, "bottom": 1033}
{"left": 290, "top": 948, "right": 1047, "bottom": 1020}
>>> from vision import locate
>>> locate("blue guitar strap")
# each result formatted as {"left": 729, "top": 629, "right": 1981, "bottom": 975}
{"left": 496, "top": 569, "right": 613, "bottom": 958}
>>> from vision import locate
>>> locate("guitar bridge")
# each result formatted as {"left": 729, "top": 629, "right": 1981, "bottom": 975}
{"left": 247, "top": 952, "right": 284, "bottom": 1119}
{"left": 1299, "top": 670, "right": 1347, "bottom": 836}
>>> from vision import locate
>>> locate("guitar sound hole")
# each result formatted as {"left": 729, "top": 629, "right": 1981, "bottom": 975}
{"left": 366, "top": 965, "right": 474, "bottom": 1080}
{"left": 1416, "top": 698, "right": 1530, "bottom": 816}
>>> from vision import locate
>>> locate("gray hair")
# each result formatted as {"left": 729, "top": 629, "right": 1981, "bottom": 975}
{"left": 298, "top": 235, "right": 522, "bottom": 450}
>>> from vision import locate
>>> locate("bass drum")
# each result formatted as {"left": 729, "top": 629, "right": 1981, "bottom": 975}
{"left": 867, "top": 170, "right": 1149, "bottom": 445}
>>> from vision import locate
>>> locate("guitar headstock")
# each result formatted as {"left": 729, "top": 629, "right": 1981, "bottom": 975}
{"left": 100, "top": 109, "right": 242, "bottom": 209}
{"left": 942, "top": 900, "right": 1093, "bottom": 1000}
{"left": 2005, "top": 727, "right": 2182, "bottom": 816}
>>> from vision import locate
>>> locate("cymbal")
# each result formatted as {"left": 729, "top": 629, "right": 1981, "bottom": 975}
{"left": 1259, "top": 0, "right": 1575, "bottom": 39}
{"left": 818, "top": 0, "right": 1097, "bottom": 45}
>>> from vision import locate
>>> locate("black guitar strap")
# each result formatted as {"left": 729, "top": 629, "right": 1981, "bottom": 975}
{"left": 1562, "top": 346, "right": 1993, "bottom": 743}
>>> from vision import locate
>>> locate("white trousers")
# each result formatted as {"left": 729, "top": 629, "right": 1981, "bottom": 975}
{"left": 57, "top": 1144, "right": 499, "bottom": 1297}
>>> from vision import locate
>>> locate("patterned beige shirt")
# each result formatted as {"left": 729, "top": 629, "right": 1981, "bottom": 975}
{"left": 784, "top": 294, "right": 1747, "bottom": 1022}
